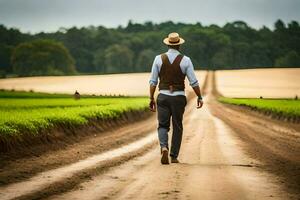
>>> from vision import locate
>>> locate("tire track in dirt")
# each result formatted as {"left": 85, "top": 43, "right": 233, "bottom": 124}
{"left": 0, "top": 72, "right": 208, "bottom": 199}
{"left": 209, "top": 72, "right": 300, "bottom": 198}
{"left": 1, "top": 71, "right": 298, "bottom": 200}
{"left": 0, "top": 72, "right": 208, "bottom": 200}
{"left": 0, "top": 112, "right": 157, "bottom": 185}
{"left": 46, "top": 72, "right": 290, "bottom": 200}
{"left": 0, "top": 134, "right": 157, "bottom": 200}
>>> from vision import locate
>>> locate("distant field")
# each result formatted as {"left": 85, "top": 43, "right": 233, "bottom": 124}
{"left": 0, "top": 71, "right": 207, "bottom": 96}
{"left": 0, "top": 91, "right": 148, "bottom": 138}
{"left": 219, "top": 97, "right": 300, "bottom": 119}
{"left": 216, "top": 68, "right": 300, "bottom": 98}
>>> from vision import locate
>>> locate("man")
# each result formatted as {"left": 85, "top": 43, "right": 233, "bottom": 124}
{"left": 149, "top": 32, "right": 204, "bottom": 165}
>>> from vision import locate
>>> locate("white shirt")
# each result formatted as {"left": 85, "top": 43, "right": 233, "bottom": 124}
{"left": 149, "top": 49, "right": 199, "bottom": 96}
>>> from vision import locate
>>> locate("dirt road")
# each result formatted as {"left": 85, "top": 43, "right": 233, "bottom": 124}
{"left": 0, "top": 72, "right": 299, "bottom": 200}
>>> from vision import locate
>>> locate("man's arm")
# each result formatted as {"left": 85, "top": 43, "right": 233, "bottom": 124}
{"left": 192, "top": 85, "right": 202, "bottom": 97}
{"left": 186, "top": 57, "right": 203, "bottom": 109}
{"left": 149, "top": 85, "right": 156, "bottom": 112}
{"left": 149, "top": 56, "right": 159, "bottom": 112}
{"left": 150, "top": 85, "right": 156, "bottom": 100}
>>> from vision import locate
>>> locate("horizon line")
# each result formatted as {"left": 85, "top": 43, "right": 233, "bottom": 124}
{"left": 2, "top": 18, "right": 298, "bottom": 35}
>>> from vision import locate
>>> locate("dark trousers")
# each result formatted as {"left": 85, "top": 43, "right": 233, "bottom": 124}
{"left": 156, "top": 93, "right": 187, "bottom": 158}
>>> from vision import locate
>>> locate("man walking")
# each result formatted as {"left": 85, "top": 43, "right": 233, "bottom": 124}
{"left": 149, "top": 32, "right": 204, "bottom": 165}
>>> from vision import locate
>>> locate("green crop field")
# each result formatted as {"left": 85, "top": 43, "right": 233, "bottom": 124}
{"left": 0, "top": 91, "right": 148, "bottom": 139}
{"left": 219, "top": 97, "right": 300, "bottom": 119}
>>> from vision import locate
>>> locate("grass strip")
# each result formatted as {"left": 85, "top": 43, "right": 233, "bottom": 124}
{"left": 218, "top": 97, "right": 300, "bottom": 119}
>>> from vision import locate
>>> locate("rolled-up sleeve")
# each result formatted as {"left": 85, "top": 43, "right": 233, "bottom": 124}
{"left": 186, "top": 57, "right": 199, "bottom": 87}
{"left": 149, "top": 56, "right": 159, "bottom": 86}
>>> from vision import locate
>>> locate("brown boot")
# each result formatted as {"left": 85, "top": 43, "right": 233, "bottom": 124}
{"left": 161, "top": 147, "right": 169, "bottom": 165}
{"left": 171, "top": 157, "right": 179, "bottom": 163}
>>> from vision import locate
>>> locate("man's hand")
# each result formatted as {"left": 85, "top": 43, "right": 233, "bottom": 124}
{"left": 149, "top": 98, "right": 156, "bottom": 112}
{"left": 149, "top": 85, "right": 156, "bottom": 112}
{"left": 197, "top": 96, "right": 203, "bottom": 109}
{"left": 192, "top": 86, "right": 203, "bottom": 109}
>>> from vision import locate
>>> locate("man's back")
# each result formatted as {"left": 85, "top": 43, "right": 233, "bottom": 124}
{"left": 148, "top": 32, "right": 203, "bottom": 164}
{"left": 149, "top": 48, "right": 199, "bottom": 96}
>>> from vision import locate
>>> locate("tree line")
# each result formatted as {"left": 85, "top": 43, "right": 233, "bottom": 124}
{"left": 0, "top": 19, "right": 300, "bottom": 77}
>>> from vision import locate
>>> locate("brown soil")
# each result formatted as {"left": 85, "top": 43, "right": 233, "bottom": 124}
{"left": 0, "top": 71, "right": 208, "bottom": 189}
{"left": 0, "top": 110, "right": 151, "bottom": 153}
{"left": 209, "top": 103, "right": 300, "bottom": 194}
{"left": 0, "top": 71, "right": 299, "bottom": 200}
{"left": 44, "top": 71, "right": 297, "bottom": 200}
{"left": 209, "top": 71, "right": 300, "bottom": 196}
{"left": 15, "top": 143, "right": 156, "bottom": 200}
{"left": 0, "top": 111, "right": 156, "bottom": 186}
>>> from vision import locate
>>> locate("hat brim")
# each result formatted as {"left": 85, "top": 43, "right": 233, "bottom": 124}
{"left": 163, "top": 38, "right": 185, "bottom": 46}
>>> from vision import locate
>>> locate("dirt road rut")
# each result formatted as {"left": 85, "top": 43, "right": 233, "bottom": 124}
{"left": 49, "top": 72, "right": 291, "bottom": 200}
{"left": 0, "top": 71, "right": 299, "bottom": 200}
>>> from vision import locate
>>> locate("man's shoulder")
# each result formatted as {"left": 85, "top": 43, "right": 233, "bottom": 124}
{"left": 153, "top": 55, "right": 162, "bottom": 65}
{"left": 154, "top": 54, "right": 162, "bottom": 60}
{"left": 182, "top": 55, "right": 191, "bottom": 61}
{"left": 180, "top": 55, "right": 191, "bottom": 66}
{"left": 154, "top": 52, "right": 192, "bottom": 62}
{"left": 156, "top": 52, "right": 167, "bottom": 57}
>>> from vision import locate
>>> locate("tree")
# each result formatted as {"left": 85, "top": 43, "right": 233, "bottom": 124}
{"left": 71, "top": 48, "right": 94, "bottom": 72}
{"left": 248, "top": 41, "right": 272, "bottom": 67}
{"left": 62, "top": 27, "right": 95, "bottom": 72}
{"left": 232, "top": 21, "right": 249, "bottom": 30}
{"left": 104, "top": 44, "right": 134, "bottom": 73}
{"left": 288, "top": 21, "right": 300, "bottom": 30}
{"left": 136, "top": 49, "right": 156, "bottom": 72}
{"left": 181, "top": 28, "right": 209, "bottom": 68}
{"left": 232, "top": 42, "right": 251, "bottom": 68}
{"left": 275, "top": 19, "right": 286, "bottom": 31}
{"left": 0, "top": 19, "right": 299, "bottom": 76}
{"left": 93, "top": 48, "right": 106, "bottom": 73}
{"left": 275, "top": 51, "right": 300, "bottom": 67}
{"left": 0, "top": 44, "right": 13, "bottom": 74}
{"left": 11, "top": 39, "right": 76, "bottom": 76}
{"left": 211, "top": 48, "right": 234, "bottom": 69}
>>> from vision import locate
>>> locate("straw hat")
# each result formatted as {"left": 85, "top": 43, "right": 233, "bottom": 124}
{"left": 163, "top": 32, "right": 185, "bottom": 46}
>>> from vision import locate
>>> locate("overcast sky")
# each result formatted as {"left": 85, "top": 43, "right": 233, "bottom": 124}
{"left": 0, "top": 0, "right": 299, "bottom": 33}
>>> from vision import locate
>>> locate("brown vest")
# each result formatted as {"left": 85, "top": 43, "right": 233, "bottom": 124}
{"left": 158, "top": 53, "right": 185, "bottom": 92}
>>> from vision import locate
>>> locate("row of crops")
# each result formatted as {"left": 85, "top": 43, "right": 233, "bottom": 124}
{"left": 0, "top": 91, "right": 148, "bottom": 138}
{"left": 219, "top": 97, "right": 300, "bottom": 119}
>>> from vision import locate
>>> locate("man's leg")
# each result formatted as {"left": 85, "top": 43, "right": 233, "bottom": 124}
{"left": 170, "top": 95, "right": 187, "bottom": 159}
{"left": 157, "top": 94, "right": 171, "bottom": 150}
